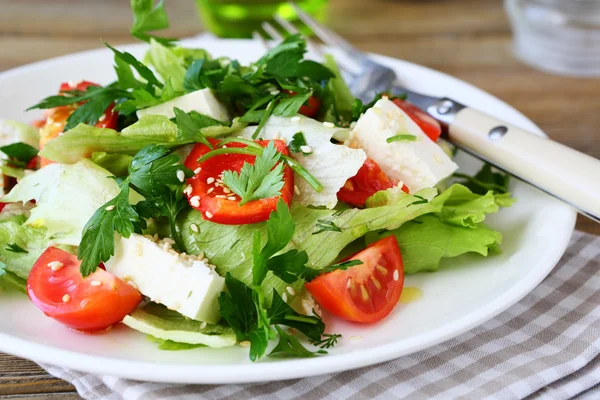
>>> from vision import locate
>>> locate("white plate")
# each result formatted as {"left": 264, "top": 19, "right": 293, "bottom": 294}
{"left": 0, "top": 39, "right": 576, "bottom": 384}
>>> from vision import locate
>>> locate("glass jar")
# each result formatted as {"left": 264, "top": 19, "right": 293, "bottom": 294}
{"left": 505, "top": 0, "right": 600, "bottom": 77}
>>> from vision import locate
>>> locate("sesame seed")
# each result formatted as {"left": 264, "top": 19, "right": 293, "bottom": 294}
{"left": 170, "top": 302, "right": 181, "bottom": 311}
{"left": 194, "top": 167, "right": 202, "bottom": 174}
{"left": 200, "top": 322, "right": 207, "bottom": 329}
{"left": 227, "top": 196, "right": 236, "bottom": 201}
{"left": 286, "top": 286, "right": 296, "bottom": 296}
{"left": 274, "top": 132, "right": 281, "bottom": 139}
{"left": 282, "top": 292, "right": 288, "bottom": 302}
{"left": 126, "top": 280, "right": 138, "bottom": 290}
{"left": 176, "top": 170, "right": 185, "bottom": 182}
{"left": 291, "top": 116, "right": 301, "bottom": 123}
{"left": 223, "top": 188, "right": 231, "bottom": 194}
{"left": 98, "top": 114, "right": 106, "bottom": 122}
{"left": 216, "top": 179, "right": 223, "bottom": 184}
{"left": 47, "top": 261, "right": 64, "bottom": 271}
{"left": 90, "top": 280, "right": 102, "bottom": 287}
{"left": 393, "top": 269, "right": 399, "bottom": 281}
{"left": 183, "top": 185, "right": 193, "bottom": 195}
{"left": 207, "top": 187, "right": 214, "bottom": 194}
{"left": 190, "top": 196, "right": 201, "bottom": 207}
{"left": 222, "top": 145, "right": 227, "bottom": 148}
{"left": 240, "top": 340, "right": 251, "bottom": 347}
{"left": 349, "top": 335, "right": 363, "bottom": 342}
{"left": 300, "top": 145, "right": 312, "bottom": 154}
{"left": 62, "top": 294, "right": 71, "bottom": 303}
{"left": 215, "top": 195, "right": 227, "bottom": 199}
{"left": 294, "top": 185, "right": 301, "bottom": 195}
{"left": 190, "top": 223, "right": 199, "bottom": 233}
{"left": 105, "top": 205, "right": 116, "bottom": 211}
{"left": 323, "top": 121, "right": 335, "bottom": 128}
{"left": 205, "top": 211, "right": 213, "bottom": 219}
{"left": 206, "top": 177, "right": 215, "bottom": 184}
{"left": 270, "top": 89, "right": 280, "bottom": 95}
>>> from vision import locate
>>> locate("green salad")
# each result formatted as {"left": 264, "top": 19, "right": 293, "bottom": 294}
{"left": 0, "top": 0, "right": 513, "bottom": 361}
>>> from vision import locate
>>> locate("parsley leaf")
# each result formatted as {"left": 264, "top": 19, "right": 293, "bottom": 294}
{"left": 0, "top": 143, "right": 38, "bottom": 168}
{"left": 5, "top": 244, "right": 28, "bottom": 254}
{"left": 222, "top": 141, "right": 284, "bottom": 206}
{"left": 454, "top": 163, "right": 510, "bottom": 195}
{"left": 269, "top": 326, "right": 324, "bottom": 358}
{"left": 313, "top": 219, "right": 342, "bottom": 234}
{"left": 273, "top": 92, "right": 311, "bottom": 117}
{"left": 78, "top": 183, "right": 143, "bottom": 276}
{"left": 130, "top": 0, "right": 176, "bottom": 45}
{"left": 301, "top": 260, "right": 363, "bottom": 282}
{"left": 114, "top": 88, "right": 161, "bottom": 115}
{"left": 218, "top": 273, "right": 257, "bottom": 343}
{"left": 288, "top": 132, "right": 307, "bottom": 154}
{"left": 387, "top": 134, "right": 417, "bottom": 143}
{"left": 183, "top": 59, "right": 207, "bottom": 92}
{"left": 78, "top": 145, "right": 192, "bottom": 276}
{"left": 105, "top": 42, "right": 162, "bottom": 88}
{"left": 311, "top": 333, "right": 342, "bottom": 349}
{"left": 173, "top": 108, "right": 221, "bottom": 148}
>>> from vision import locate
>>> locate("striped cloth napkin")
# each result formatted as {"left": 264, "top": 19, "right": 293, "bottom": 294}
{"left": 40, "top": 231, "right": 600, "bottom": 400}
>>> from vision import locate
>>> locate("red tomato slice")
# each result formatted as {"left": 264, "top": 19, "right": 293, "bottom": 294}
{"left": 281, "top": 90, "right": 321, "bottom": 118}
{"left": 184, "top": 138, "right": 294, "bottom": 225}
{"left": 305, "top": 236, "right": 404, "bottom": 323}
{"left": 0, "top": 203, "right": 6, "bottom": 212}
{"left": 27, "top": 247, "right": 142, "bottom": 331}
{"left": 337, "top": 158, "right": 408, "bottom": 206}
{"left": 39, "top": 81, "right": 118, "bottom": 167}
{"left": 391, "top": 98, "right": 442, "bottom": 142}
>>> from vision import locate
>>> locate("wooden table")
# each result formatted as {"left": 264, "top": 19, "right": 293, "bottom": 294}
{"left": 1, "top": 0, "right": 599, "bottom": 397}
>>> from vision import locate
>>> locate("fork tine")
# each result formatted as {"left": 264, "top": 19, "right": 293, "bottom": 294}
{"left": 262, "top": 22, "right": 284, "bottom": 42}
{"left": 290, "top": 2, "right": 362, "bottom": 59}
{"left": 252, "top": 31, "right": 272, "bottom": 49}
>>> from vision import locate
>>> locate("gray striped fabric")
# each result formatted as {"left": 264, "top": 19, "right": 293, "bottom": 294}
{"left": 41, "top": 231, "right": 600, "bottom": 400}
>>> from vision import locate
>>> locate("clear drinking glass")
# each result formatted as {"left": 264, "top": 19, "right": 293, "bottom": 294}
{"left": 505, "top": 0, "right": 600, "bottom": 77}
{"left": 194, "top": 0, "right": 329, "bottom": 39}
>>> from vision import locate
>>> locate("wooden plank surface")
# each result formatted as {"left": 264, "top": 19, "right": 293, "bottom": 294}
{"left": 1, "top": 0, "right": 598, "bottom": 397}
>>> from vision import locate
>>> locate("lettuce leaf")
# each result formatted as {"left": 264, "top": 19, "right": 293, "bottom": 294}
{"left": 179, "top": 188, "right": 439, "bottom": 293}
{"left": 377, "top": 215, "right": 502, "bottom": 274}
{"left": 2, "top": 160, "right": 121, "bottom": 246}
{"left": 0, "top": 214, "right": 47, "bottom": 280}
{"left": 38, "top": 123, "right": 178, "bottom": 164}
{"left": 90, "top": 152, "right": 133, "bottom": 176}
{"left": 123, "top": 303, "right": 236, "bottom": 349}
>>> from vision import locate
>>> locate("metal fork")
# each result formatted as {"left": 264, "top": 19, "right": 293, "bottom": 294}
{"left": 254, "top": 5, "right": 600, "bottom": 223}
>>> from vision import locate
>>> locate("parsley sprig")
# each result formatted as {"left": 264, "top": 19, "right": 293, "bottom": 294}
{"left": 130, "top": 0, "right": 177, "bottom": 46}
{"left": 222, "top": 141, "right": 285, "bottom": 205}
{"left": 198, "top": 138, "right": 324, "bottom": 194}
{"left": 78, "top": 145, "right": 193, "bottom": 276}
{"left": 218, "top": 201, "right": 344, "bottom": 361}
{"left": 0, "top": 143, "right": 38, "bottom": 168}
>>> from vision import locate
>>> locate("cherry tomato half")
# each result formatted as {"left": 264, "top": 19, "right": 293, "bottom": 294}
{"left": 282, "top": 90, "right": 321, "bottom": 118}
{"left": 184, "top": 138, "right": 294, "bottom": 225}
{"left": 337, "top": 158, "right": 408, "bottom": 206}
{"left": 27, "top": 247, "right": 142, "bottom": 331}
{"left": 305, "top": 236, "right": 404, "bottom": 323}
{"left": 391, "top": 98, "right": 442, "bottom": 142}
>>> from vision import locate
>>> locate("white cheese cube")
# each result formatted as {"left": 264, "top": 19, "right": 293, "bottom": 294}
{"left": 351, "top": 98, "right": 458, "bottom": 192}
{"left": 105, "top": 233, "right": 225, "bottom": 323}
{"left": 136, "top": 89, "right": 230, "bottom": 122}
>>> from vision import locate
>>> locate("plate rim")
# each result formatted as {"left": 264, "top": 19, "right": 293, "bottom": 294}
{"left": 0, "top": 39, "right": 577, "bottom": 384}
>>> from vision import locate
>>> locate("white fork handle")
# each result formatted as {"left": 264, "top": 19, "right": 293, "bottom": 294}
{"left": 448, "top": 107, "right": 600, "bottom": 221}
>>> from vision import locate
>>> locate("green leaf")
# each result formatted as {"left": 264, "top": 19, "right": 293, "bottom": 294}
{"left": 301, "top": 259, "right": 363, "bottom": 282}
{"left": 320, "top": 54, "right": 354, "bottom": 126}
{"left": 387, "top": 134, "right": 417, "bottom": 143}
{"left": 183, "top": 59, "right": 206, "bottom": 92}
{"left": 218, "top": 273, "right": 258, "bottom": 343}
{"left": 90, "top": 152, "right": 133, "bottom": 177}
{"left": 78, "top": 182, "right": 143, "bottom": 276}
{"left": 130, "top": 0, "right": 176, "bottom": 45}
{"left": 114, "top": 88, "right": 161, "bottom": 115}
{"left": 222, "top": 141, "right": 284, "bottom": 205}
{"left": 272, "top": 92, "right": 311, "bottom": 117}
{"left": 269, "top": 326, "right": 322, "bottom": 358}
{"left": 0, "top": 142, "right": 38, "bottom": 167}
{"left": 381, "top": 215, "right": 502, "bottom": 274}
{"left": 313, "top": 219, "right": 341, "bottom": 234}
{"left": 173, "top": 108, "right": 219, "bottom": 148}
{"left": 288, "top": 132, "right": 307, "bottom": 154}
{"left": 266, "top": 249, "right": 309, "bottom": 284}
{"left": 146, "top": 336, "right": 205, "bottom": 351}
{"left": 5, "top": 243, "right": 28, "bottom": 253}
{"left": 454, "top": 163, "right": 512, "bottom": 195}
{"left": 0, "top": 215, "right": 48, "bottom": 281}
{"left": 65, "top": 92, "right": 116, "bottom": 131}
{"left": 268, "top": 291, "right": 324, "bottom": 342}
{"left": 105, "top": 42, "right": 162, "bottom": 88}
